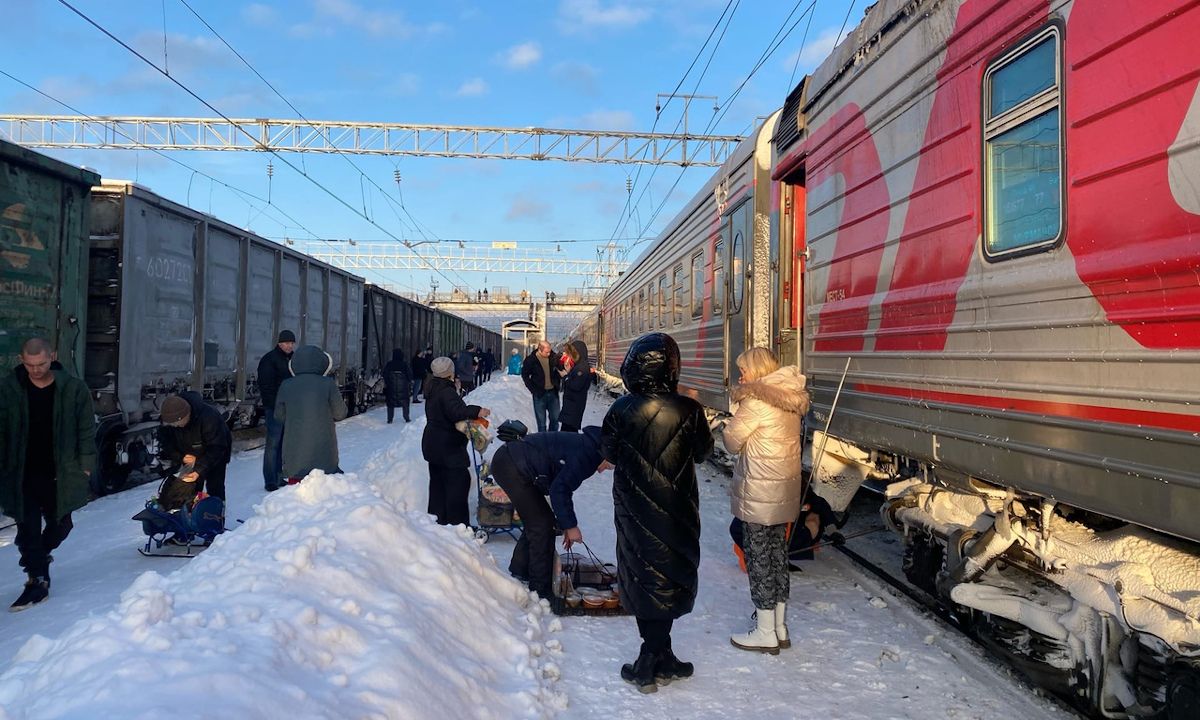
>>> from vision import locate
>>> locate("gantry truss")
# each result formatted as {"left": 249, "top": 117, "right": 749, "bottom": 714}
{"left": 294, "top": 242, "right": 630, "bottom": 279}
{"left": 0, "top": 115, "right": 745, "bottom": 167}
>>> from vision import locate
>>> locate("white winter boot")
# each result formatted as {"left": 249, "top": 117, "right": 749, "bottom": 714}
{"left": 775, "top": 601, "right": 790, "bottom": 649}
{"left": 731, "top": 606, "right": 779, "bottom": 655}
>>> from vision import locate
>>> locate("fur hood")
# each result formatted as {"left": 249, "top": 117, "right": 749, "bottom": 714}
{"left": 730, "top": 365, "right": 809, "bottom": 415}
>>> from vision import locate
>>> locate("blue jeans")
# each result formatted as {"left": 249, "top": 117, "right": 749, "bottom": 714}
{"left": 531, "top": 391, "right": 560, "bottom": 432}
{"left": 263, "top": 408, "right": 284, "bottom": 489}
{"left": 412, "top": 377, "right": 423, "bottom": 401}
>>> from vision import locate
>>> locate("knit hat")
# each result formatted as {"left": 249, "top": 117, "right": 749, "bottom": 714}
{"left": 511, "top": 348, "right": 519, "bottom": 355}
{"left": 160, "top": 395, "right": 191, "bottom": 424}
{"left": 278, "top": 330, "right": 296, "bottom": 343}
{"left": 430, "top": 356, "right": 455, "bottom": 379}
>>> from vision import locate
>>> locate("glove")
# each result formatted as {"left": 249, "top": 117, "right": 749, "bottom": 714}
{"left": 827, "top": 532, "right": 846, "bottom": 547}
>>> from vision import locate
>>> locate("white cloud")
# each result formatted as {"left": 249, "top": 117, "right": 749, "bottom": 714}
{"left": 131, "top": 32, "right": 234, "bottom": 74}
{"left": 557, "top": 0, "right": 652, "bottom": 33}
{"left": 386, "top": 73, "right": 420, "bottom": 97}
{"left": 576, "top": 110, "right": 635, "bottom": 130}
{"left": 241, "top": 4, "right": 280, "bottom": 27}
{"left": 783, "top": 27, "right": 844, "bottom": 74}
{"left": 498, "top": 42, "right": 542, "bottom": 70}
{"left": 454, "top": 78, "right": 488, "bottom": 97}
{"left": 291, "top": 0, "right": 422, "bottom": 40}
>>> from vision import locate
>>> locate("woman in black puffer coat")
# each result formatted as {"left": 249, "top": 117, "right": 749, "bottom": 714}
{"left": 601, "top": 332, "right": 713, "bottom": 693}
{"left": 422, "top": 357, "right": 490, "bottom": 526}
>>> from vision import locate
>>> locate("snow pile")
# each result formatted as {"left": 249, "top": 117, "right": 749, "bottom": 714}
{"left": 0, "top": 391, "right": 566, "bottom": 719}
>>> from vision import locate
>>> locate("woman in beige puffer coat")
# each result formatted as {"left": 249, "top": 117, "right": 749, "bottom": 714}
{"left": 722, "top": 347, "right": 809, "bottom": 655}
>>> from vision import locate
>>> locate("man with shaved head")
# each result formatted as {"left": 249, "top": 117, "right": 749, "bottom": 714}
{"left": 521, "top": 340, "right": 563, "bottom": 432}
{"left": 0, "top": 337, "right": 96, "bottom": 611}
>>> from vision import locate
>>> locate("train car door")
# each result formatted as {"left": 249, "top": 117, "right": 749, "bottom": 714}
{"left": 776, "top": 176, "right": 805, "bottom": 368}
{"left": 724, "top": 200, "right": 750, "bottom": 385}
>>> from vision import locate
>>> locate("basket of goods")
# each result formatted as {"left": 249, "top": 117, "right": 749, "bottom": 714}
{"left": 559, "top": 542, "right": 617, "bottom": 588}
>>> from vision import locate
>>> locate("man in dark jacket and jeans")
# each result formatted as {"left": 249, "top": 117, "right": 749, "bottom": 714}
{"left": 382, "top": 348, "right": 411, "bottom": 423}
{"left": 159, "top": 391, "right": 233, "bottom": 502}
{"left": 491, "top": 426, "right": 610, "bottom": 600}
{"left": 521, "top": 341, "right": 562, "bottom": 432}
{"left": 602, "top": 332, "right": 713, "bottom": 692}
{"left": 410, "top": 348, "right": 430, "bottom": 403}
{"left": 0, "top": 338, "right": 96, "bottom": 611}
{"left": 257, "top": 330, "right": 295, "bottom": 491}
{"left": 455, "top": 342, "right": 478, "bottom": 396}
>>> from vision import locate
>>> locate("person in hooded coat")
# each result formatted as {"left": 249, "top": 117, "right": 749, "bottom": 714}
{"left": 275, "top": 345, "right": 349, "bottom": 482}
{"left": 382, "top": 348, "right": 412, "bottom": 423}
{"left": 722, "top": 347, "right": 810, "bottom": 655}
{"left": 507, "top": 348, "right": 523, "bottom": 375}
{"left": 557, "top": 340, "right": 592, "bottom": 433}
{"left": 601, "top": 332, "right": 713, "bottom": 693}
{"left": 490, "top": 426, "right": 610, "bottom": 599}
{"left": 422, "top": 356, "right": 490, "bottom": 525}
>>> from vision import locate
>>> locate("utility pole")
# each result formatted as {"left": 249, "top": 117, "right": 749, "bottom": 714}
{"left": 656, "top": 94, "right": 719, "bottom": 166}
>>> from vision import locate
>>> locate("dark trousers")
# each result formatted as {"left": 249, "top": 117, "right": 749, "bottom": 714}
{"left": 428, "top": 463, "right": 471, "bottom": 526}
{"left": 203, "top": 464, "right": 228, "bottom": 501}
{"left": 459, "top": 379, "right": 476, "bottom": 396}
{"left": 636, "top": 617, "right": 674, "bottom": 655}
{"left": 531, "top": 391, "right": 560, "bottom": 432}
{"left": 491, "top": 446, "right": 556, "bottom": 592}
{"left": 15, "top": 477, "right": 73, "bottom": 579}
{"left": 412, "top": 377, "right": 424, "bottom": 401}
{"left": 263, "top": 407, "right": 284, "bottom": 490}
{"left": 559, "top": 422, "right": 579, "bottom": 433}
{"left": 386, "top": 396, "right": 410, "bottom": 423}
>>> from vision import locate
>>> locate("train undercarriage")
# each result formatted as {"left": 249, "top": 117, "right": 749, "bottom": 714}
{"left": 855, "top": 468, "right": 1200, "bottom": 719}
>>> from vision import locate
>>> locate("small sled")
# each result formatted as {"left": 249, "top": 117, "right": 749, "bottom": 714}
{"left": 133, "top": 494, "right": 226, "bottom": 558}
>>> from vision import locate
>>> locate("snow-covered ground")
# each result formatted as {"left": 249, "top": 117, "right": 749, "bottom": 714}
{"left": 0, "top": 376, "right": 1073, "bottom": 719}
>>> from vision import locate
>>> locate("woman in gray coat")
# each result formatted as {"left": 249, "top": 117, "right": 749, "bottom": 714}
{"left": 276, "top": 345, "right": 349, "bottom": 482}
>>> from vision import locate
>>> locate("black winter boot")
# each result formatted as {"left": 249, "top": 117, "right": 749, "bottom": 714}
{"left": 654, "top": 648, "right": 694, "bottom": 684}
{"left": 620, "top": 649, "right": 659, "bottom": 693}
{"left": 10, "top": 576, "right": 50, "bottom": 612}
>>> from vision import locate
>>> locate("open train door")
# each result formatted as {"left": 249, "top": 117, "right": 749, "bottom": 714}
{"left": 722, "top": 202, "right": 750, "bottom": 386}
{"left": 771, "top": 78, "right": 808, "bottom": 371}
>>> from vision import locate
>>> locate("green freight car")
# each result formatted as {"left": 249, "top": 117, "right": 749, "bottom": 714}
{"left": 0, "top": 140, "right": 98, "bottom": 375}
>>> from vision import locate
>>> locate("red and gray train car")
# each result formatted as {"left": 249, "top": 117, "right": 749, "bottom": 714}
{"left": 581, "top": 1, "right": 1200, "bottom": 716}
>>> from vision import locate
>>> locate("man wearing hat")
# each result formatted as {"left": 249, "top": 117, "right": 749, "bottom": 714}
{"left": 257, "top": 330, "right": 295, "bottom": 491}
{"left": 422, "top": 356, "right": 490, "bottom": 525}
{"left": 455, "top": 341, "right": 478, "bottom": 396}
{"left": 158, "top": 391, "right": 232, "bottom": 502}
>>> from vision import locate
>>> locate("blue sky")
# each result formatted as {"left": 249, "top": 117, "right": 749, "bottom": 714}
{"left": 2, "top": 0, "right": 859, "bottom": 301}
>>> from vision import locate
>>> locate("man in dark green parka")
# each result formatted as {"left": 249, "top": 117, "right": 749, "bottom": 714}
{"left": 0, "top": 337, "right": 96, "bottom": 611}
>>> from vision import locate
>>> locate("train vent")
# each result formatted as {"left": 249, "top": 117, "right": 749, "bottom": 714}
{"left": 775, "top": 80, "right": 807, "bottom": 152}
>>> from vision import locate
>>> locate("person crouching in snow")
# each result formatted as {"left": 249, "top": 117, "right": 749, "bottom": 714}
{"left": 723, "top": 347, "right": 809, "bottom": 655}
{"left": 490, "top": 425, "right": 611, "bottom": 600}
{"left": 422, "top": 356, "right": 490, "bottom": 525}
{"left": 601, "top": 332, "right": 713, "bottom": 693}
{"left": 275, "top": 345, "right": 349, "bottom": 483}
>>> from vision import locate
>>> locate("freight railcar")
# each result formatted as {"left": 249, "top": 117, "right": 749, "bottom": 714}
{"left": 86, "top": 181, "right": 366, "bottom": 491}
{"left": 361, "top": 284, "right": 435, "bottom": 406}
{"left": 0, "top": 140, "right": 97, "bottom": 375}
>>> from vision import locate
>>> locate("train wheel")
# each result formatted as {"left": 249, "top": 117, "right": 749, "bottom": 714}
{"left": 1167, "top": 665, "right": 1200, "bottom": 720}
{"left": 92, "top": 421, "right": 132, "bottom": 496}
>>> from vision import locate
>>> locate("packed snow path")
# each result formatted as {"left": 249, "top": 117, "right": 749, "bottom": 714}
{"left": 0, "top": 376, "right": 1071, "bottom": 719}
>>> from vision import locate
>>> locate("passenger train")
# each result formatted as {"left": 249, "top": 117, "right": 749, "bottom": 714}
{"left": 0, "top": 140, "right": 500, "bottom": 496}
{"left": 572, "top": 1, "right": 1200, "bottom": 716}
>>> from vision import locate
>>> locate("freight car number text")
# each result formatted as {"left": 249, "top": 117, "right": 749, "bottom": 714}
{"left": 146, "top": 257, "right": 192, "bottom": 282}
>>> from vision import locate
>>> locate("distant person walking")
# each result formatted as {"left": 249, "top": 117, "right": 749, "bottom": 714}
{"left": 521, "top": 341, "right": 562, "bottom": 432}
{"left": 483, "top": 348, "right": 496, "bottom": 382}
{"left": 257, "top": 330, "right": 295, "bottom": 491}
{"left": 159, "top": 391, "right": 233, "bottom": 502}
{"left": 411, "top": 348, "right": 430, "bottom": 403}
{"left": 456, "top": 341, "right": 478, "bottom": 395}
{"left": 422, "top": 357, "right": 490, "bottom": 525}
{"left": 382, "top": 348, "right": 412, "bottom": 423}
{"left": 601, "top": 332, "right": 713, "bottom": 692}
{"left": 507, "top": 348, "right": 522, "bottom": 375}
{"left": 275, "top": 345, "right": 349, "bottom": 482}
{"left": 0, "top": 338, "right": 96, "bottom": 611}
{"left": 723, "top": 348, "right": 809, "bottom": 655}
{"left": 558, "top": 340, "right": 592, "bottom": 433}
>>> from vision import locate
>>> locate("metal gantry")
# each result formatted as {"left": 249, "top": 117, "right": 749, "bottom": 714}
{"left": 0, "top": 115, "right": 745, "bottom": 167}
{"left": 294, "top": 242, "right": 630, "bottom": 280}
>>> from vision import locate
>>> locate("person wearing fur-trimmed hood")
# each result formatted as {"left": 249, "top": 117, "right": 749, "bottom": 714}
{"left": 722, "top": 347, "right": 810, "bottom": 655}
{"left": 275, "top": 345, "right": 349, "bottom": 482}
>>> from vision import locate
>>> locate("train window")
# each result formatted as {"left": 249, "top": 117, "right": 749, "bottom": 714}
{"left": 649, "top": 283, "right": 657, "bottom": 328}
{"left": 690, "top": 251, "right": 704, "bottom": 318}
{"left": 731, "top": 230, "right": 745, "bottom": 313}
{"left": 713, "top": 240, "right": 724, "bottom": 316}
{"left": 983, "top": 28, "right": 1063, "bottom": 259}
{"left": 672, "top": 266, "right": 684, "bottom": 325}
{"left": 658, "top": 275, "right": 668, "bottom": 324}
{"left": 638, "top": 289, "right": 645, "bottom": 332}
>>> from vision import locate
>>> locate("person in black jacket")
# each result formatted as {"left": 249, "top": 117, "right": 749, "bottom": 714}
{"left": 558, "top": 340, "right": 592, "bottom": 433}
{"left": 491, "top": 426, "right": 610, "bottom": 599}
{"left": 483, "top": 348, "right": 496, "bottom": 383}
{"left": 382, "top": 348, "right": 412, "bottom": 423}
{"left": 601, "top": 332, "right": 714, "bottom": 693}
{"left": 521, "top": 341, "right": 563, "bottom": 432}
{"left": 455, "top": 342, "right": 478, "bottom": 396}
{"left": 410, "top": 348, "right": 430, "bottom": 404}
{"left": 422, "top": 357, "right": 490, "bottom": 525}
{"left": 159, "top": 391, "right": 233, "bottom": 502}
{"left": 256, "top": 330, "right": 295, "bottom": 491}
